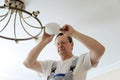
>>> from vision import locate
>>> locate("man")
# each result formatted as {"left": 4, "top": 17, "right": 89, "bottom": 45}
{"left": 23, "top": 24, "right": 105, "bottom": 80}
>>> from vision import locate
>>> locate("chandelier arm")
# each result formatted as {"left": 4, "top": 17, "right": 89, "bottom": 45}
{"left": 22, "top": 15, "right": 31, "bottom": 19}
{"left": 0, "top": 12, "right": 7, "bottom": 17}
{"left": 0, "top": 35, "right": 35, "bottom": 41}
{"left": 20, "top": 17, "right": 45, "bottom": 39}
{"left": 6, "top": 6, "right": 43, "bottom": 29}
{"left": 0, "top": 5, "right": 44, "bottom": 41}
{"left": 0, "top": 12, "right": 12, "bottom": 32}
{"left": 20, "top": 16, "right": 35, "bottom": 37}
{"left": 20, "top": 16, "right": 43, "bottom": 40}
{"left": 0, "top": 12, "right": 9, "bottom": 21}
{"left": 21, "top": 15, "right": 42, "bottom": 29}
{"left": 13, "top": 6, "right": 43, "bottom": 40}
{"left": 14, "top": 10, "right": 17, "bottom": 40}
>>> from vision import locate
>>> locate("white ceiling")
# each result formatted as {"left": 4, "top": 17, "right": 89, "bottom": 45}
{"left": 0, "top": 0, "right": 120, "bottom": 80}
{"left": 88, "top": 67, "right": 120, "bottom": 80}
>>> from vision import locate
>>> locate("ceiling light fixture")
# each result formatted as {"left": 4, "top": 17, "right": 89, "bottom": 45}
{"left": 0, "top": 0, "right": 44, "bottom": 43}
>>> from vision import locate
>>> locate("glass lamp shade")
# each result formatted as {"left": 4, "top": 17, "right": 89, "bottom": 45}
{"left": 45, "top": 22, "right": 60, "bottom": 35}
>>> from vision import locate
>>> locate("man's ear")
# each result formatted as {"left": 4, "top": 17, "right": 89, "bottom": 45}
{"left": 71, "top": 42, "right": 74, "bottom": 50}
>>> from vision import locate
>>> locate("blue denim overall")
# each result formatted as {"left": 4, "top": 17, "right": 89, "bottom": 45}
{"left": 47, "top": 58, "right": 78, "bottom": 80}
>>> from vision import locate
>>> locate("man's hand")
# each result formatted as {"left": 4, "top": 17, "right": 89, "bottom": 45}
{"left": 60, "top": 24, "right": 75, "bottom": 37}
{"left": 42, "top": 31, "right": 54, "bottom": 44}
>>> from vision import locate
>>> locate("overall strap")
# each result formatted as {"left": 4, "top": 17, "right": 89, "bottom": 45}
{"left": 69, "top": 57, "right": 78, "bottom": 72}
{"left": 51, "top": 62, "right": 57, "bottom": 73}
{"left": 63, "top": 57, "right": 78, "bottom": 80}
{"left": 47, "top": 62, "right": 57, "bottom": 80}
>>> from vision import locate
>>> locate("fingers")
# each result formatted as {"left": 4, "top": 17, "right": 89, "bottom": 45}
{"left": 43, "top": 30, "right": 55, "bottom": 38}
{"left": 43, "top": 30, "right": 52, "bottom": 36}
{"left": 60, "top": 24, "right": 69, "bottom": 31}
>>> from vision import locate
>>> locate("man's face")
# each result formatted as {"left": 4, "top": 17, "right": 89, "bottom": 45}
{"left": 55, "top": 35, "right": 73, "bottom": 56}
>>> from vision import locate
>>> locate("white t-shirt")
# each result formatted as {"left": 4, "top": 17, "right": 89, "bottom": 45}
{"left": 39, "top": 53, "right": 95, "bottom": 80}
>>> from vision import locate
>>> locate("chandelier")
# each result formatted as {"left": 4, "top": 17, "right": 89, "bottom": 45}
{"left": 0, "top": 0, "right": 44, "bottom": 43}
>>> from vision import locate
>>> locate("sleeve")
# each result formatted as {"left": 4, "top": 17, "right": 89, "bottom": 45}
{"left": 38, "top": 60, "right": 54, "bottom": 78}
{"left": 80, "top": 53, "right": 98, "bottom": 70}
{"left": 82, "top": 53, "right": 92, "bottom": 70}
{"left": 77, "top": 53, "right": 93, "bottom": 70}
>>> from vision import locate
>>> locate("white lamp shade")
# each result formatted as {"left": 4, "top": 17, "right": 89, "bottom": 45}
{"left": 45, "top": 22, "right": 60, "bottom": 35}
